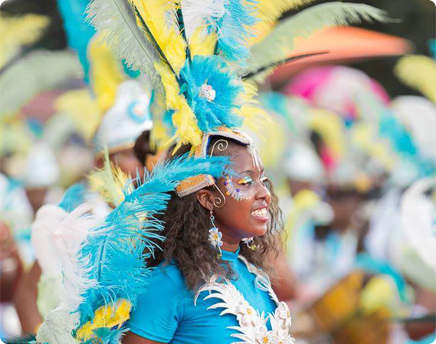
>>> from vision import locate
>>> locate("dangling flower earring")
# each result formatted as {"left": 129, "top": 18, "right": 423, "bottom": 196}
{"left": 208, "top": 210, "right": 223, "bottom": 257}
{"left": 242, "top": 237, "right": 257, "bottom": 250}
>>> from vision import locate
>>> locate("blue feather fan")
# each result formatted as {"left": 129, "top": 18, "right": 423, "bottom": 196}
{"left": 74, "top": 154, "right": 232, "bottom": 338}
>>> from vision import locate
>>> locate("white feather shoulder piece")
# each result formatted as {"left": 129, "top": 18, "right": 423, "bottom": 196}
{"left": 36, "top": 202, "right": 103, "bottom": 344}
{"left": 31, "top": 204, "right": 68, "bottom": 277}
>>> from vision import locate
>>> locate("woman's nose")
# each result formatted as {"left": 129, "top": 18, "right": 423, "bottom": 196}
{"left": 257, "top": 181, "right": 271, "bottom": 204}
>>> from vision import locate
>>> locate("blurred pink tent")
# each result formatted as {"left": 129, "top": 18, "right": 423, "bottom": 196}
{"left": 269, "top": 27, "right": 412, "bottom": 87}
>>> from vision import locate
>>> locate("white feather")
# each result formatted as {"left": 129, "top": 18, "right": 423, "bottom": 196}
{"left": 400, "top": 177, "right": 436, "bottom": 271}
{"left": 31, "top": 204, "right": 68, "bottom": 277}
{"left": 36, "top": 306, "right": 81, "bottom": 344}
{"left": 36, "top": 203, "right": 103, "bottom": 344}
{"left": 181, "top": 0, "right": 227, "bottom": 40}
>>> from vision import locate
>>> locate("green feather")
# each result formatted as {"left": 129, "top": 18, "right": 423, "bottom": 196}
{"left": 248, "top": 2, "right": 392, "bottom": 80}
{"left": 244, "top": 51, "right": 328, "bottom": 82}
{"left": 86, "top": 0, "right": 162, "bottom": 92}
{"left": 0, "top": 50, "right": 82, "bottom": 118}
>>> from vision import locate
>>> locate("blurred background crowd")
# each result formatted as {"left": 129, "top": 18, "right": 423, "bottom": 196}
{"left": 0, "top": 0, "right": 435, "bottom": 343}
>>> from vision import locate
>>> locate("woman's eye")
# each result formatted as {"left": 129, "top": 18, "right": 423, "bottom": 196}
{"left": 238, "top": 177, "right": 253, "bottom": 186}
{"left": 260, "top": 175, "right": 269, "bottom": 184}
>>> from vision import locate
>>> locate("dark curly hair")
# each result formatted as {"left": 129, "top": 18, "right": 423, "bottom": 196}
{"left": 150, "top": 136, "right": 284, "bottom": 290}
{"left": 133, "top": 130, "right": 156, "bottom": 165}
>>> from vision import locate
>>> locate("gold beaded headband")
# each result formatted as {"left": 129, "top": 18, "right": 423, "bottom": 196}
{"left": 176, "top": 127, "right": 253, "bottom": 198}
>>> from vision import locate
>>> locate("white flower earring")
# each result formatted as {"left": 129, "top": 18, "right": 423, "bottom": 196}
{"left": 208, "top": 209, "right": 223, "bottom": 257}
{"left": 241, "top": 237, "right": 257, "bottom": 250}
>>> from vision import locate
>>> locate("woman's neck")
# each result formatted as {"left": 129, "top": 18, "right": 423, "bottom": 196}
{"left": 221, "top": 241, "right": 240, "bottom": 253}
{"left": 220, "top": 230, "right": 243, "bottom": 252}
{"left": 218, "top": 223, "right": 243, "bottom": 253}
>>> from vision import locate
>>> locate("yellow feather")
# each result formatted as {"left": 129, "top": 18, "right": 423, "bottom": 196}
{"left": 237, "top": 81, "right": 271, "bottom": 134}
{"left": 149, "top": 93, "right": 172, "bottom": 147}
{"left": 351, "top": 123, "right": 396, "bottom": 172}
{"left": 155, "top": 62, "right": 202, "bottom": 147}
{"left": 0, "top": 117, "right": 32, "bottom": 156}
{"left": 55, "top": 89, "right": 101, "bottom": 143}
{"left": 250, "top": 0, "right": 316, "bottom": 45}
{"left": 132, "top": 0, "right": 187, "bottom": 73}
{"left": 0, "top": 13, "right": 50, "bottom": 69}
{"left": 359, "top": 276, "right": 398, "bottom": 315}
{"left": 154, "top": 62, "right": 181, "bottom": 108}
{"left": 189, "top": 28, "right": 217, "bottom": 57}
{"left": 250, "top": 22, "right": 272, "bottom": 46}
{"left": 88, "top": 150, "right": 132, "bottom": 206}
{"left": 254, "top": 0, "right": 316, "bottom": 24}
{"left": 251, "top": 113, "right": 286, "bottom": 170}
{"left": 172, "top": 98, "right": 202, "bottom": 148}
{"left": 88, "top": 36, "right": 126, "bottom": 115}
{"left": 309, "top": 109, "right": 345, "bottom": 160}
{"left": 151, "top": 121, "right": 171, "bottom": 148}
{"left": 75, "top": 321, "right": 94, "bottom": 341}
{"left": 76, "top": 299, "right": 132, "bottom": 341}
{"left": 284, "top": 189, "right": 321, "bottom": 252}
{"left": 395, "top": 55, "right": 436, "bottom": 103}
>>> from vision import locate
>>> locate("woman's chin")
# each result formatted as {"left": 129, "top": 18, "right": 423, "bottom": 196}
{"left": 245, "top": 223, "right": 268, "bottom": 238}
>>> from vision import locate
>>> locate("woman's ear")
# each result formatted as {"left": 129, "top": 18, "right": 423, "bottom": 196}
{"left": 196, "top": 189, "right": 214, "bottom": 211}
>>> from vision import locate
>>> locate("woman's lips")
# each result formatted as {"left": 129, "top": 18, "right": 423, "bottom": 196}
{"left": 251, "top": 208, "right": 269, "bottom": 222}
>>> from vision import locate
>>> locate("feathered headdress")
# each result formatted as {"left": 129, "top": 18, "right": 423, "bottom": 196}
{"left": 87, "top": 0, "right": 389, "bottom": 196}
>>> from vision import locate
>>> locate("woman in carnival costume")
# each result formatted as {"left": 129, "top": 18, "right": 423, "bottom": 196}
{"left": 26, "top": 0, "right": 391, "bottom": 343}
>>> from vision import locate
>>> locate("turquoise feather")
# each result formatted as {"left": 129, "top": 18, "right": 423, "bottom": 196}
{"left": 58, "top": 183, "right": 87, "bottom": 213}
{"left": 216, "top": 0, "right": 258, "bottom": 65}
{"left": 180, "top": 55, "right": 244, "bottom": 132}
{"left": 57, "top": 0, "right": 96, "bottom": 83}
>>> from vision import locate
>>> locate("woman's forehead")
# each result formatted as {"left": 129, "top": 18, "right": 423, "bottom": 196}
{"left": 230, "top": 145, "right": 264, "bottom": 173}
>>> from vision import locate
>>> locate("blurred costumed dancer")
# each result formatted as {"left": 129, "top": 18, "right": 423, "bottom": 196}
{"left": 280, "top": 65, "right": 435, "bottom": 344}
{"left": 12, "top": 0, "right": 160, "bottom": 336}
{"left": 390, "top": 177, "right": 436, "bottom": 343}
{"left": 0, "top": 12, "right": 84, "bottom": 338}
{"left": 13, "top": 0, "right": 391, "bottom": 343}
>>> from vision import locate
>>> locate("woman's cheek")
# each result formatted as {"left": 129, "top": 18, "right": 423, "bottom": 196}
{"left": 241, "top": 196, "right": 255, "bottom": 221}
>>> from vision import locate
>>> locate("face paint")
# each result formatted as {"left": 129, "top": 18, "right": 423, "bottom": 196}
{"left": 224, "top": 175, "right": 250, "bottom": 201}
{"left": 223, "top": 174, "right": 270, "bottom": 201}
